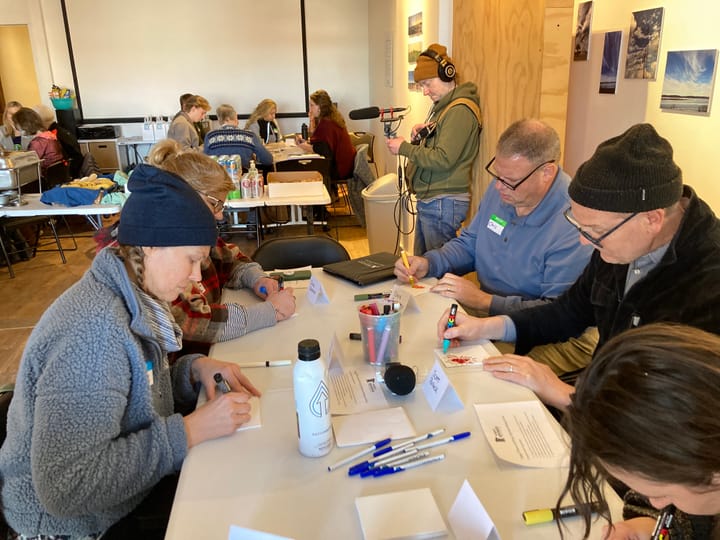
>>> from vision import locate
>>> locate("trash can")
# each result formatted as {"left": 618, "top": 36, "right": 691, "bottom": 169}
{"left": 362, "top": 173, "right": 401, "bottom": 254}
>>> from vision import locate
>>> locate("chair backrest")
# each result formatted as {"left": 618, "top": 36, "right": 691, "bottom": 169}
{"left": 349, "top": 131, "right": 375, "bottom": 163}
{"left": 42, "top": 160, "right": 70, "bottom": 190}
{"left": 252, "top": 235, "right": 350, "bottom": 270}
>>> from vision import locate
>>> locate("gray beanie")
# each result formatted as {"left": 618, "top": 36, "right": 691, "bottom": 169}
{"left": 118, "top": 164, "right": 217, "bottom": 247}
{"left": 569, "top": 124, "right": 683, "bottom": 212}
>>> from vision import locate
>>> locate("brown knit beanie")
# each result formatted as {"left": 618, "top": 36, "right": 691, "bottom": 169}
{"left": 569, "top": 124, "right": 683, "bottom": 212}
{"left": 414, "top": 44, "right": 452, "bottom": 82}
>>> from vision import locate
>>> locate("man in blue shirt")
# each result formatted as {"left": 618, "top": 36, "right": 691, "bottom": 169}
{"left": 396, "top": 119, "right": 596, "bottom": 373}
{"left": 396, "top": 118, "right": 592, "bottom": 315}
{"left": 203, "top": 104, "right": 273, "bottom": 169}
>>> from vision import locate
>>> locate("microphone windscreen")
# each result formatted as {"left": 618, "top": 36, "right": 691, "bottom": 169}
{"left": 349, "top": 106, "right": 380, "bottom": 120}
{"left": 384, "top": 364, "right": 416, "bottom": 396}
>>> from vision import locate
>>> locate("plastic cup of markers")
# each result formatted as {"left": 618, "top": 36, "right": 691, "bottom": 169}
{"left": 357, "top": 300, "right": 401, "bottom": 366}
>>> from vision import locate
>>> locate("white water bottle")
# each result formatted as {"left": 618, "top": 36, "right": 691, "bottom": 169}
{"left": 293, "top": 339, "right": 333, "bottom": 457}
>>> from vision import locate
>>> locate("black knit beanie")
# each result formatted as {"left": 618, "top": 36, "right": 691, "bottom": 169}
{"left": 118, "top": 164, "right": 217, "bottom": 247}
{"left": 569, "top": 124, "right": 683, "bottom": 212}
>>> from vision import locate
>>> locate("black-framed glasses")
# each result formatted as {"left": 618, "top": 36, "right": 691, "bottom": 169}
{"left": 200, "top": 192, "right": 225, "bottom": 213}
{"left": 484, "top": 156, "right": 555, "bottom": 191}
{"left": 563, "top": 207, "right": 638, "bottom": 248}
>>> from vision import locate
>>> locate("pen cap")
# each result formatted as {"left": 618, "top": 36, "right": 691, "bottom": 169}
{"left": 297, "top": 339, "right": 321, "bottom": 361}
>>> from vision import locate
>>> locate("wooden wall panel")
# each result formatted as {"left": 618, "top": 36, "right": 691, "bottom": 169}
{"left": 451, "top": 0, "right": 572, "bottom": 216}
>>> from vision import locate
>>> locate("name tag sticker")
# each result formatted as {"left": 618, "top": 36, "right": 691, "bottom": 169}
{"left": 486, "top": 214, "right": 507, "bottom": 236}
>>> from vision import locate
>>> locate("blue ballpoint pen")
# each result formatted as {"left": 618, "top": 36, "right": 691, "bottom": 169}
{"left": 373, "top": 428, "right": 446, "bottom": 457}
{"left": 443, "top": 303, "right": 458, "bottom": 354}
{"left": 372, "top": 453, "right": 446, "bottom": 477}
{"left": 414, "top": 431, "right": 471, "bottom": 451}
{"left": 328, "top": 438, "right": 391, "bottom": 472}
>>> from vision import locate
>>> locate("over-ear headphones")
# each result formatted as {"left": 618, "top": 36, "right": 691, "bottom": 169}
{"left": 420, "top": 48, "right": 456, "bottom": 82}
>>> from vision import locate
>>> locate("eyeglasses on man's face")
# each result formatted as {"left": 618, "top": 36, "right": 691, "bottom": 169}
{"left": 563, "top": 207, "right": 638, "bottom": 248}
{"left": 200, "top": 192, "right": 225, "bottom": 213}
{"left": 484, "top": 156, "right": 555, "bottom": 191}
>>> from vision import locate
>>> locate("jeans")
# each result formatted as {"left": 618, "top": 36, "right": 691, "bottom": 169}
{"left": 414, "top": 197, "right": 469, "bottom": 254}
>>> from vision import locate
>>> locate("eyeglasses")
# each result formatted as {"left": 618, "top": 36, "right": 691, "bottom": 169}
{"left": 484, "top": 156, "right": 555, "bottom": 191}
{"left": 200, "top": 192, "right": 225, "bottom": 213}
{"left": 563, "top": 207, "right": 638, "bottom": 248}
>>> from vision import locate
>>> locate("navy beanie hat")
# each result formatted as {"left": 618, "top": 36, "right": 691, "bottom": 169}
{"left": 118, "top": 163, "right": 217, "bottom": 247}
{"left": 569, "top": 124, "right": 683, "bottom": 212}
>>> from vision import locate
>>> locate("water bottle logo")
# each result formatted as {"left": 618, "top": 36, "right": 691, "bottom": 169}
{"left": 308, "top": 380, "right": 330, "bottom": 417}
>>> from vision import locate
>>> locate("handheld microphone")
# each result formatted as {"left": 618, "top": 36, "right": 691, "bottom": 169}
{"left": 383, "top": 363, "right": 416, "bottom": 396}
{"left": 349, "top": 106, "right": 408, "bottom": 120}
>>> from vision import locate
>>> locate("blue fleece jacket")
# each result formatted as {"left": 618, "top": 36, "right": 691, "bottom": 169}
{"left": 0, "top": 248, "right": 199, "bottom": 537}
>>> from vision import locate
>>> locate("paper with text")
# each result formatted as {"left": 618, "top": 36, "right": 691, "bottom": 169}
{"left": 473, "top": 401, "right": 569, "bottom": 468}
{"left": 329, "top": 365, "right": 388, "bottom": 415}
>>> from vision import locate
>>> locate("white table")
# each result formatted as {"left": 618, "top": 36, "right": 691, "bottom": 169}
{"left": 225, "top": 187, "right": 331, "bottom": 238}
{"left": 0, "top": 193, "right": 121, "bottom": 230}
{"left": 166, "top": 271, "right": 621, "bottom": 540}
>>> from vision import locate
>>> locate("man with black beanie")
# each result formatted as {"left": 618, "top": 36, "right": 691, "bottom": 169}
{"left": 438, "top": 123, "right": 720, "bottom": 410}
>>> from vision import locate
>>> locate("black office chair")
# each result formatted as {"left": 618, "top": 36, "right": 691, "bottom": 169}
{"left": 252, "top": 235, "right": 350, "bottom": 270}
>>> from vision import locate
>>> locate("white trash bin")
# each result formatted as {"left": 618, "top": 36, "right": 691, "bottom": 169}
{"left": 362, "top": 173, "right": 402, "bottom": 254}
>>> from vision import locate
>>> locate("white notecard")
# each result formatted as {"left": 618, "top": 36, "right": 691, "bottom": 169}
{"left": 355, "top": 488, "right": 447, "bottom": 540}
{"left": 422, "top": 359, "right": 463, "bottom": 412}
{"left": 331, "top": 406, "right": 415, "bottom": 447}
{"left": 448, "top": 480, "right": 501, "bottom": 540}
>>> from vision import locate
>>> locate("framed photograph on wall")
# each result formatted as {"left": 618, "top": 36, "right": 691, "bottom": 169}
{"left": 660, "top": 49, "right": 718, "bottom": 115}
{"left": 625, "top": 7, "right": 664, "bottom": 80}
{"left": 574, "top": 1, "right": 593, "bottom": 61}
{"left": 408, "top": 12, "right": 422, "bottom": 38}
{"left": 599, "top": 31, "right": 622, "bottom": 94}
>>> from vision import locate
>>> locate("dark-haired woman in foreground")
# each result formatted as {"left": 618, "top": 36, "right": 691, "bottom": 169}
{"left": 561, "top": 323, "right": 720, "bottom": 539}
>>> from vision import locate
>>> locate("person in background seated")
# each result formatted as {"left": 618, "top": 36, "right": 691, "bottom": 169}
{"left": 167, "top": 94, "right": 210, "bottom": 150}
{"left": 34, "top": 103, "right": 84, "bottom": 179}
{"left": 0, "top": 163, "right": 261, "bottom": 539}
{"left": 245, "top": 98, "right": 283, "bottom": 144}
{"left": 387, "top": 43, "right": 482, "bottom": 253}
{"left": 204, "top": 104, "right": 273, "bottom": 169}
{"left": 172, "top": 92, "right": 194, "bottom": 120}
{"left": 0, "top": 100, "right": 23, "bottom": 150}
{"left": 438, "top": 124, "right": 720, "bottom": 409}
{"left": 148, "top": 140, "right": 295, "bottom": 348}
{"left": 560, "top": 323, "right": 719, "bottom": 540}
{"left": 295, "top": 89, "right": 356, "bottom": 184}
{"left": 11, "top": 107, "right": 64, "bottom": 175}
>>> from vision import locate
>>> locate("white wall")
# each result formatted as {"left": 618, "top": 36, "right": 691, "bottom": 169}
{"left": 0, "top": 0, "right": 368, "bottom": 139}
{"left": 566, "top": 0, "right": 720, "bottom": 211}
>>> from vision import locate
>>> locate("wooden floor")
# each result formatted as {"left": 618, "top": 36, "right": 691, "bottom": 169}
{"left": 0, "top": 204, "right": 369, "bottom": 388}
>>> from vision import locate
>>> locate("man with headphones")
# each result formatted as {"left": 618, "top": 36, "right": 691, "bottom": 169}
{"left": 387, "top": 43, "right": 482, "bottom": 254}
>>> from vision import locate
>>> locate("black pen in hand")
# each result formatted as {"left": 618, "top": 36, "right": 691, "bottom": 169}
{"left": 213, "top": 372, "right": 231, "bottom": 394}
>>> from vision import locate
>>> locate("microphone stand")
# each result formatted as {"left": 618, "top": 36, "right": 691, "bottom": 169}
{"left": 377, "top": 112, "right": 415, "bottom": 254}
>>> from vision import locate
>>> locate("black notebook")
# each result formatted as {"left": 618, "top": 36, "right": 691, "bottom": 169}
{"left": 322, "top": 252, "right": 399, "bottom": 286}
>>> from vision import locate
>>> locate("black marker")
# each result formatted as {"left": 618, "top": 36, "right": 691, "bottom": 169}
{"left": 349, "top": 332, "right": 402, "bottom": 343}
{"left": 213, "top": 372, "right": 231, "bottom": 394}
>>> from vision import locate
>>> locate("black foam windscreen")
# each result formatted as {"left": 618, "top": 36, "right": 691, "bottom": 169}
{"left": 384, "top": 363, "right": 416, "bottom": 396}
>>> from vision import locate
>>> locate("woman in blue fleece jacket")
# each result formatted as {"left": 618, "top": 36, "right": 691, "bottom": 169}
{"left": 0, "top": 163, "right": 260, "bottom": 539}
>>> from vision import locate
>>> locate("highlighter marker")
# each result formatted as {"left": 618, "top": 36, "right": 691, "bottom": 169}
{"left": 442, "top": 303, "right": 458, "bottom": 354}
{"left": 400, "top": 248, "right": 416, "bottom": 287}
{"left": 650, "top": 506, "right": 675, "bottom": 540}
{"left": 522, "top": 501, "right": 605, "bottom": 525}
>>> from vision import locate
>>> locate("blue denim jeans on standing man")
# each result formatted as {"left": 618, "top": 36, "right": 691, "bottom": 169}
{"left": 413, "top": 196, "right": 469, "bottom": 255}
